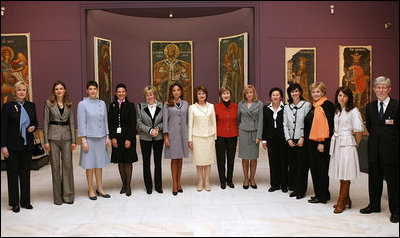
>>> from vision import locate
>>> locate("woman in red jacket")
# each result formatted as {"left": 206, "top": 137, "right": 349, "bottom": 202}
{"left": 214, "top": 86, "right": 238, "bottom": 189}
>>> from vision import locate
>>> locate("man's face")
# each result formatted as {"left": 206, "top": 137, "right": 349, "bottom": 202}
{"left": 373, "top": 83, "right": 391, "bottom": 101}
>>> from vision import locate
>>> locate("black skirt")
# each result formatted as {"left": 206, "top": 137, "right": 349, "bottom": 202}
{"left": 110, "top": 134, "right": 138, "bottom": 163}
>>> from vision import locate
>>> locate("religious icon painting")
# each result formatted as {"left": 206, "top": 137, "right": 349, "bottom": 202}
{"left": 285, "top": 47, "right": 316, "bottom": 103}
{"left": 339, "top": 45, "right": 372, "bottom": 122}
{"left": 94, "top": 36, "right": 112, "bottom": 107}
{"left": 1, "top": 33, "right": 32, "bottom": 107}
{"left": 218, "top": 33, "right": 248, "bottom": 104}
{"left": 151, "top": 41, "right": 193, "bottom": 105}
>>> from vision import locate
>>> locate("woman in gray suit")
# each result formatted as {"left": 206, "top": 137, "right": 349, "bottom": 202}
{"left": 43, "top": 81, "right": 76, "bottom": 205}
{"left": 137, "top": 86, "right": 164, "bottom": 194}
{"left": 237, "top": 85, "right": 263, "bottom": 189}
{"left": 163, "top": 83, "right": 189, "bottom": 196}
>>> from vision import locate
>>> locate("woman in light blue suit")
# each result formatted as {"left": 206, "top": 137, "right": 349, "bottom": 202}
{"left": 237, "top": 85, "right": 263, "bottom": 190}
{"left": 77, "top": 81, "right": 111, "bottom": 200}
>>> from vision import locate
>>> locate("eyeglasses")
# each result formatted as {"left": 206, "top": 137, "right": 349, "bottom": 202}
{"left": 375, "top": 86, "right": 389, "bottom": 90}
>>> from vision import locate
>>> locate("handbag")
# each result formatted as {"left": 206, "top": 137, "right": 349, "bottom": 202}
{"left": 33, "top": 133, "right": 45, "bottom": 156}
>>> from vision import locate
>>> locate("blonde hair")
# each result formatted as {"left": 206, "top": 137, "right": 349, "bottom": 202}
{"left": 12, "top": 81, "right": 29, "bottom": 96}
{"left": 242, "top": 85, "right": 258, "bottom": 102}
{"left": 142, "top": 86, "right": 158, "bottom": 100}
{"left": 309, "top": 82, "right": 327, "bottom": 96}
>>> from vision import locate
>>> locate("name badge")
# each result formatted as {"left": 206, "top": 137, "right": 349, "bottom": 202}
{"left": 385, "top": 119, "right": 394, "bottom": 125}
{"left": 117, "top": 127, "right": 122, "bottom": 133}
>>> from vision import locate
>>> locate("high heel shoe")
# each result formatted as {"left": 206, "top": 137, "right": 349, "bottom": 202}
{"left": 177, "top": 188, "right": 183, "bottom": 193}
{"left": 250, "top": 179, "right": 257, "bottom": 189}
{"left": 126, "top": 186, "right": 132, "bottom": 197}
{"left": 96, "top": 189, "right": 111, "bottom": 198}
{"left": 205, "top": 184, "right": 211, "bottom": 191}
{"left": 88, "top": 191, "right": 97, "bottom": 200}
{"left": 197, "top": 184, "right": 203, "bottom": 192}
{"left": 243, "top": 181, "right": 249, "bottom": 189}
{"left": 172, "top": 190, "right": 178, "bottom": 196}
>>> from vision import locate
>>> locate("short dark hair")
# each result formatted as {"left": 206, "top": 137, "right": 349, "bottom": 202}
{"left": 269, "top": 87, "right": 283, "bottom": 98}
{"left": 113, "top": 83, "right": 129, "bottom": 103}
{"left": 287, "top": 83, "right": 305, "bottom": 104}
{"left": 194, "top": 86, "right": 208, "bottom": 103}
{"left": 86, "top": 80, "right": 98, "bottom": 89}
{"left": 334, "top": 87, "right": 355, "bottom": 112}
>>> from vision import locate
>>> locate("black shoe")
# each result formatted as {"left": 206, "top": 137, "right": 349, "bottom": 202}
{"left": 243, "top": 181, "right": 249, "bottom": 189}
{"left": 155, "top": 188, "right": 163, "bottom": 194}
{"left": 308, "top": 198, "right": 326, "bottom": 204}
{"left": 281, "top": 187, "right": 288, "bottom": 193}
{"left": 390, "top": 214, "right": 399, "bottom": 223}
{"left": 289, "top": 191, "right": 298, "bottom": 197}
{"left": 120, "top": 187, "right": 126, "bottom": 194}
{"left": 227, "top": 182, "right": 235, "bottom": 188}
{"left": 268, "top": 186, "right": 279, "bottom": 192}
{"left": 12, "top": 205, "right": 20, "bottom": 213}
{"left": 21, "top": 204, "right": 33, "bottom": 209}
{"left": 250, "top": 180, "right": 257, "bottom": 189}
{"left": 360, "top": 205, "right": 381, "bottom": 214}
{"left": 63, "top": 201, "right": 74, "bottom": 204}
{"left": 88, "top": 192, "right": 97, "bottom": 200}
{"left": 177, "top": 188, "right": 183, "bottom": 193}
{"left": 146, "top": 188, "right": 152, "bottom": 195}
{"left": 296, "top": 194, "right": 305, "bottom": 199}
{"left": 172, "top": 191, "right": 178, "bottom": 196}
{"left": 126, "top": 188, "right": 132, "bottom": 197}
{"left": 96, "top": 189, "right": 111, "bottom": 198}
{"left": 221, "top": 183, "right": 226, "bottom": 189}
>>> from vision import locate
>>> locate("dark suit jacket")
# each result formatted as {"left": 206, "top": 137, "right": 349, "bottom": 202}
{"left": 108, "top": 100, "right": 137, "bottom": 143}
{"left": 262, "top": 103, "right": 285, "bottom": 142}
{"left": 1, "top": 100, "right": 38, "bottom": 151}
{"left": 366, "top": 98, "right": 399, "bottom": 165}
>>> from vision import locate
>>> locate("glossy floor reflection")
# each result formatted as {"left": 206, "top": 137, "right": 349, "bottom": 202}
{"left": 1, "top": 143, "right": 399, "bottom": 236}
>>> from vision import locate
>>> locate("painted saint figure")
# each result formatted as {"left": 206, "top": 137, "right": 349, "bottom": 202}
{"left": 222, "top": 42, "right": 243, "bottom": 103}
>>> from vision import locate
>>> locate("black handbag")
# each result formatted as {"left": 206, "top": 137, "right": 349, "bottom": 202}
{"left": 33, "top": 134, "right": 45, "bottom": 156}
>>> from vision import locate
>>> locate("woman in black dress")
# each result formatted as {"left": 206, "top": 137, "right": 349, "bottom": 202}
{"left": 108, "top": 83, "right": 138, "bottom": 196}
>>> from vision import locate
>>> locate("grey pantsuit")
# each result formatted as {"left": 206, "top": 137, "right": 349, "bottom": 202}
{"left": 43, "top": 100, "right": 76, "bottom": 204}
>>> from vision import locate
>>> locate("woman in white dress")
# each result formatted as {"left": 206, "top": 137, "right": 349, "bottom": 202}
{"left": 188, "top": 86, "right": 217, "bottom": 192}
{"left": 329, "top": 87, "right": 364, "bottom": 213}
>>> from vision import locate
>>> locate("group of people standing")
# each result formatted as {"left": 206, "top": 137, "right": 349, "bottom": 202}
{"left": 1, "top": 77, "right": 398, "bottom": 223}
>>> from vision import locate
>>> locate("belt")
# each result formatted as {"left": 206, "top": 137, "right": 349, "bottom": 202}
{"left": 50, "top": 121, "right": 69, "bottom": 125}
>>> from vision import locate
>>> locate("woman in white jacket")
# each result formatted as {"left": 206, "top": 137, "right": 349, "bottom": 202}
{"left": 188, "top": 86, "right": 217, "bottom": 192}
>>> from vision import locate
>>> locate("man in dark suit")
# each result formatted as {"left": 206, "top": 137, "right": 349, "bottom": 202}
{"left": 360, "top": 76, "right": 399, "bottom": 223}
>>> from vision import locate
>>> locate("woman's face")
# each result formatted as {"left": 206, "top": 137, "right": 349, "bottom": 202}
{"left": 221, "top": 90, "right": 231, "bottom": 102}
{"left": 87, "top": 85, "right": 98, "bottom": 99}
{"left": 290, "top": 88, "right": 301, "bottom": 101}
{"left": 311, "top": 87, "right": 324, "bottom": 102}
{"left": 197, "top": 90, "right": 206, "bottom": 103}
{"left": 15, "top": 85, "right": 27, "bottom": 101}
{"left": 271, "top": 90, "right": 282, "bottom": 104}
{"left": 116, "top": 87, "right": 127, "bottom": 102}
{"left": 337, "top": 91, "right": 349, "bottom": 108}
{"left": 146, "top": 91, "right": 155, "bottom": 104}
{"left": 172, "top": 86, "right": 182, "bottom": 100}
{"left": 54, "top": 84, "right": 65, "bottom": 99}
{"left": 245, "top": 89, "right": 254, "bottom": 102}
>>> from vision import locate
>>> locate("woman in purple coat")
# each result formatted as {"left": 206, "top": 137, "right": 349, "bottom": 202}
{"left": 163, "top": 83, "right": 189, "bottom": 196}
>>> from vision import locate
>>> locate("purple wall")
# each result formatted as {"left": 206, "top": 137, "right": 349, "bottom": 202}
{"left": 1, "top": 1, "right": 398, "bottom": 128}
{"left": 86, "top": 8, "right": 254, "bottom": 104}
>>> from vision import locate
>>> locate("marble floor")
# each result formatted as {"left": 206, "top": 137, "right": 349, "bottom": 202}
{"left": 1, "top": 143, "right": 399, "bottom": 237}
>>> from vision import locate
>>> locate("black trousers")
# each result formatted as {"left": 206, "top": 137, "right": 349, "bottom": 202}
{"left": 140, "top": 139, "right": 164, "bottom": 190}
{"left": 6, "top": 149, "right": 32, "bottom": 206}
{"left": 287, "top": 139, "right": 309, "bottom": 194}
{"left": 267, "top": 138, "right": 288, "bottom": 189}
{"left": 215, "top": 136, "right": 237, "bottom": 184}
{"left": 308, "top": 140, "right": 330, "bottom": 202}
{"left": 368, "top": 160, "right": 399, "bottom": 216}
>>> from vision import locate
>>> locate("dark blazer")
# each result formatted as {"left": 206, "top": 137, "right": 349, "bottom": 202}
{"left": 366, "top": 98, "right": 399, "bottom": 165}
{"left": 304, "top": 100, "right": 334, "bottom": 150}
{"left": 108, "top": 100, "right": 137, "bottom": 143}
{"left": 1, "top": 100, "right": 38, "bottom": 151}
{"left": 262, "top": 103, "right": 285, "bottom": 142}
